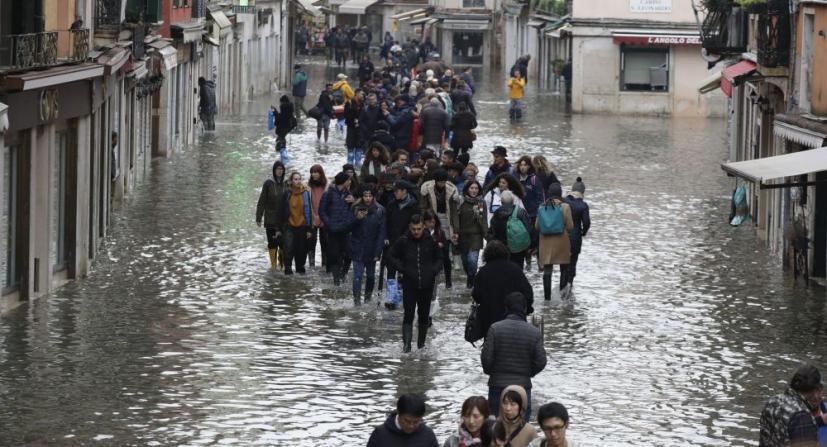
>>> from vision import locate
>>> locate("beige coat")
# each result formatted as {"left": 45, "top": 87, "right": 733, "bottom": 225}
{"left": 535, "top": 199, "right": 573, "bottom": 266}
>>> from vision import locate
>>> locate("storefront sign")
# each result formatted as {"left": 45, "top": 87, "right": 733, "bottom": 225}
{"left": 630, "top": 0, "right": 671, "bottom": 13}
{"left": 2, "top": 81, "right": 91, "bottom": 131}
{"left": 612, "top": 33, "right": 700, "bottom": 46}
{"left": 441, "top": 19, "right": 490, "bottom": 31}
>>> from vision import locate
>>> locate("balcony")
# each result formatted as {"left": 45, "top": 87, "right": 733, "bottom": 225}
{"left": 754, "top": 0, "right": 790, "bottom": 67}
{"left": 0, "top": 29, "right": 89, "bottom": 74}
{"left": 697, "top": 0, "right": 748, "bottom": 55}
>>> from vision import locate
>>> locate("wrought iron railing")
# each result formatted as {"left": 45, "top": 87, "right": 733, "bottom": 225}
{"left": 755, "top": 0, "right": 790, "bottom": 67}
{"left": 693, "top": 0, "right": 748, "bottom": 54}
{"left": 0, "top": 29, "right": 88, "bottom": 72}
{"left": 96, "top": 0, "right": 124, "bottom": 29}
{"left": 233, "top": 5, "right": 257, "bottom": 14}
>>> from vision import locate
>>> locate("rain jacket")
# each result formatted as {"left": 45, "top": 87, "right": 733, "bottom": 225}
{"left": 318, "top": 185, "right": 355, "bottom": 233}
{"left": 367, "top": 411, "right": 439, "bottom": 447}
{"left": 291, "top": 70, "right": 308, "bottom": 97}
{"left": 332, "top": 80, "right": 354, "bottom": 103}
{"left": 508, "top": 77, "right": 526, "bottom": 100}
{"left": 387, "top": 230, "right": 442, "bottom": 290}
{"left": 255, "top": 163, "right": 286, "bottom": 228}
{"left": 350, "top": 202, "right": 386, "bottom": 262}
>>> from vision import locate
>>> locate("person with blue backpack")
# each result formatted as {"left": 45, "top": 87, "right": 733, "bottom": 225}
{"left": 536, "top": 183, "right": 573, "bottom": 300}
{"left": 487, "top": 190, "right": 534, "bottom": 270}
{"left": 516, "top": 155, "right": 545, "bottom": 271}
{"left": 564, "top": 177, "right": 591, "bottom": 294}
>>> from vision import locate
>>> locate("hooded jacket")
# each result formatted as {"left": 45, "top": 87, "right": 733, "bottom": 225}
{"left": 255, "top": 162, "right": 287, "bottom": 227}
{"left": 350, "top": 202, "right": 386, "bottom": 262}
{"left": 318, "top": 185, "right": 356, "bottom": 233}
{"left": 291, "top": 70, "right": 308, "bottom": 97}
{"left": 198, "top": 80, "right": 216, "bottom": 115}
{"left": 332, "top": 79, "right": 355, "bottom": 103}
{"left": 387, "top": 230, "right": 442, "bottom": 290}
{"left": 367, "top": 411, "right": 439, "bottom": 447}
{"left": 494, "top": 385, "right": 538, "bottom": 447}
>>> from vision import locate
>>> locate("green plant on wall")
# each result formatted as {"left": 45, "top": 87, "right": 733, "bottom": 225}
{"left": 735, "top": 0, "right": 767, "bottom": 7}
{"left": 533, "top": 0, "right": 567, "bottom": 15}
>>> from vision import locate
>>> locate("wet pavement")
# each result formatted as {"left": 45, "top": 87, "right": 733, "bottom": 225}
{"left": 1, "top": 57, "right": 826, "bottom": 446}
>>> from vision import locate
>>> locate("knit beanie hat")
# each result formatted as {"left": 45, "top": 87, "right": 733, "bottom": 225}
{"left": 572, "top": 177, "right": 585, "bottom": 194}
{"left": 433, "top": 169, "right": 449, "bottom": 182}
{"left": 334, "top": 172, "right": 350, "bottom": 186}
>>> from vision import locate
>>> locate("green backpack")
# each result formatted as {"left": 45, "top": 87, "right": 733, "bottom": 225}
{"left": 506, "top": 206, "right": 530, "bottom": 253}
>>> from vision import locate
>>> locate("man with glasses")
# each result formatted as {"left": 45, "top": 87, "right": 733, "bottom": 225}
{"left": 367, "top": 394, "right": 438, "bottom": 446}
{"left": 530, "top": 402, "right": 580, "bottom": 447}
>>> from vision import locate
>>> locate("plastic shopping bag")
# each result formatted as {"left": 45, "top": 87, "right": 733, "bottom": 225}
{"left": 384, "top": 278, "right": 401, "bottom": 309}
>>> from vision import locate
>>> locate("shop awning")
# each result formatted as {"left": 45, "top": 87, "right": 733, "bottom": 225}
{"left": 774, "top": 113, "right": 827, "bottom": 149}
{"left": 295, "top": 0, "right": 322, "bottom": 16}
{"left": 721, "top": 147, "right": 827, "bottom": 188}
{"left": 611, "top": 29, "right": 700, "bottom": 46}
{"left": 149, "top": 40, "right": 178, "bottom": 71}
{"left": 2, "top": 63, "right": 104, "bottom": 91}
{"left": 527, "top": 20, "right": 545, "bottom": 28}
{"left": 546, "top": 23, "right": 571, "bottom": 38}
{"left": 203, "top": 34, "right": 219, "bottom": 47}
{"left": 96, "top": 47, "right": 130, "bottom": 76}
{"left": 409, "top": 16, "right": 432, "bottom": 26}
{"left": 698, "top": 70, "right": 723, "bottom": 94}
{"left": 208, "top": 10, "right": 232, "bottom": 29}
{"left": 720, "top": 60, "right": 758, "bottom": 97}
{"left": 440, "top": 18, "right": 490, "bottom": 30}
{"left": 338, "top": 0, "right": 378, "bottom": 14}
{"left": 392, "top": 8, "right": 429, "bottom": 21}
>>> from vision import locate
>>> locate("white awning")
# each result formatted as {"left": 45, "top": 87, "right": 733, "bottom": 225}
{"left": 409, "top": 16, "right": 431, "bottom": 26}
{"left": 338, "top": 0, "right": 378, "bottom": 14}
{"left": 546, "top": 23, "right": 571, "bottom": 38}
{"left": 295, "top": 0, "right": 322, "bottom": 16}
{"left": 392, "top": 8, "right": 428, "bottom": 21}
{"left": 774, "top": 120, "right": 827, "bottom": 149}
{"left": 208, "top": 10, "right": 231, "bottom": 29}
{"left": 698, "top": 70, "right": 722, "bottom": 94}
{"left": 721, "top": 147, "right": 827, "bottom": 187}
{"left": 156, "top": 45, "right": 178, "bottom": 71}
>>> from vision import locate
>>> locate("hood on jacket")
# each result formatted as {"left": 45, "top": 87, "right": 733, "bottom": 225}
{"left": 494, "top": 204, "right": 515, "bottom": 219}
{"left": 500, "top": 384, "right": 529, "bottom": 420}
{"left": 272, "top": 161, "right": 286, "bottom": 182}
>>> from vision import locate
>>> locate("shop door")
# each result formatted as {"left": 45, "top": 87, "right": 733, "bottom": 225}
{"left": 813, "top": 171, "right": 827, "bottom": 278}
{"left": 453, "top": 31, "right": 483, "bottom": 65}
{"left": 3, "top": 133, "right": 30, "bottom": 299}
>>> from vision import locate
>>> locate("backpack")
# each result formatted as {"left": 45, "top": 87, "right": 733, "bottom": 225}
{"left": 538, "top": 202, "right": 564, "bottom": 235}
{"left": 506, "top": 206, "right": 530, "bottom": 253}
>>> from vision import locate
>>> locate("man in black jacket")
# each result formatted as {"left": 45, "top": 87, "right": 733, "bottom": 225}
{"left": 386, "top": 214, "right": 442, "bottom": 352}
{"left": 367, "top": 394, "right": 439, "bottom": 447}
{"left": 481, "top": 292, "right": 547, "bottom": 420}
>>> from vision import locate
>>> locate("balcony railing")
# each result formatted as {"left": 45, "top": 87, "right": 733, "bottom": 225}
{"left": 755, "top": 0, "right": 790, "bottom": 67}
{"left": 0, "top": 29, "right": 88, "bottom": 73}
{"left": 96, "top": 0, "right": 124, "bottom": 29}
{"left": 233, "top": 5, "right": 257, "bottom": 14}
{"left": 696, "top": 1, "right": 748, "bottom": 54}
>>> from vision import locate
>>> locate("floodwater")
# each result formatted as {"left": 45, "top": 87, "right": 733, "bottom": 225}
{"left": 1, "top": 57, "right": 826, "bottom": 446}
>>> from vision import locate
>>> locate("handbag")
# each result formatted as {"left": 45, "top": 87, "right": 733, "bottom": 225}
{"left": 464, "top": 302, "right": 484, "bottom": 345}
{"left": 308, "top": 106, "right": 322, "bottom": 120}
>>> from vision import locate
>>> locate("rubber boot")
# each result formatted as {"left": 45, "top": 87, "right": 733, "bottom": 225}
{"left": 364, "top": 281, "right": 374, "bottom": 303}
{"left": 417, "top": 324, "right": 429, "bottom": 349}
{"left": 308, "top": 248, "right": 315, "bottom": 268}
{"left": 444, "top": 267, "right": 452, "bottom": 289}
{"left": 543, "top": 271, "right": 551, "bottom": 301}
{"left": 467, "top": 273, "right": 475, "bottom": 289}
{"left": 353, "top": 290, "right": 361, "bottom": 305}
{"left": 268, "top": 249, "right": 277, "bottom": 271}
{"left": 402, "top": 324, "right": 413, "bottom": 353}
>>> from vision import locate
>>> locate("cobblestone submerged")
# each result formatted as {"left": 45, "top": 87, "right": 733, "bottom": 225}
{"left": 0, "top": 59, "right": 825, "bottom": 446}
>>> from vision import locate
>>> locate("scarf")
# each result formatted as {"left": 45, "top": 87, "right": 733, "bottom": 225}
{"left": 457, "top": 423, "right": 481, "bottom": 447}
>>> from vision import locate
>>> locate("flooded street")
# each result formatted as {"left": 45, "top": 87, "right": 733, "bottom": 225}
{"left": 1, "top": 59, "right": 826, "bottom": 446}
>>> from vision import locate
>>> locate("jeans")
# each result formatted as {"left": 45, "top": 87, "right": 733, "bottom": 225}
{"left": 293, "top": 96, "right": 306, "bottom": 118}
{"left": 460, "top": 249, "right": 480, "bottom": 277}
{"left": 352, "top": 259, "right": 377, "bottom": 297}
{"left": 347, "top": 147, "right": 364, "bottom": 168}
{"left": 488, "top": 385, "right": 532, "bottom": 422}
{"left": 199, "top": 112, "right": 215, "bottom": 131}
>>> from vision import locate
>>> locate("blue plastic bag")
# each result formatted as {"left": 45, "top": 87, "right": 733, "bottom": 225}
{"left": 279, "top": 146, "right": 290, "bottom": 166}
{"left": 385, "top": 278, "right": 401, "bottom": 308}
{"left": 267, "top": 109, "right": 275, "bottom": 131}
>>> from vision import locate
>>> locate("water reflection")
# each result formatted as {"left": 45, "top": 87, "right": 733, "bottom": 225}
{"left": 0, "top": 58, "right": 825, "bottom": 446}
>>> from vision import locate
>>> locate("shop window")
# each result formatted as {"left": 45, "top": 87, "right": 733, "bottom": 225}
{"left": 463, "top": 0, "right": 485, "bottom": 8}
{"left": 453, "top": 31, "right": 484, "bottom": 66}
{"left": 620, "top": 46, "right": 669, "bottom": 92}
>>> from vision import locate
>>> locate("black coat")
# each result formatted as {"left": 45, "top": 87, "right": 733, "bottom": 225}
{"left": 370, "top": 128, "right": 396, "bottom": 150}
{"left": 488, "top": 205, "right": 535, "bottom": 250}
{"left": 472, "top": 259, "right": 533, "bottom": 336}
{"left": 450, "top": 110, "right": 477, "bottom": 150}
{"left": 344, "top": 100, "right": 361, "bottom": 150}
{"left": 481, "top": 314, "right": 547, "bottom": 388}
{"left": 316, "top": 91, "right": 334, "bottom": 117}
{"left": 419, "top": 104, "right": 448, "bottom": 146}
{"left": 359, "top": 104, "right": 382, "bottom": 146}
{"left": 387, "top": 231, "right": 442, "bottom": 290}
{"left": 450, "top": 88, "right": 476, "bottom": 116}
{"left": 385, "top": 193, "right": 420, "bottom": 244}
{"left": 367, "top": 412, "right": 439, "bottom": 447}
